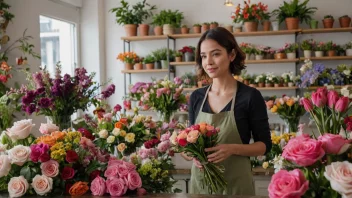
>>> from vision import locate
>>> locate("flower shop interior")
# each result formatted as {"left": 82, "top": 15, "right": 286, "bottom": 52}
{"left": 1, "top": 0, "right": 352, "bottom": 197}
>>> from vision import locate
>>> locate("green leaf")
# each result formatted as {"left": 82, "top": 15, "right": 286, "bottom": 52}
{"left": 20, "top": 166, "right": 31, "bottom": 181}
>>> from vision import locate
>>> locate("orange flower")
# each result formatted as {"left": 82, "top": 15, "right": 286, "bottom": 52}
{"left": 69, "top": 182, "right": 89, "bottom": 196}
{"left": 199, "top": 123, "right": 207, "bottom": 134}
{"left": 51, "top": 131, "right": 66, "bottom": 141}
{"left": 36, "top": 135, "right": 56, "bottom": 146}
{"left": 115, "top": 122, "right": 123, "bottom": 129}
{"left": 120, "top": 118, "right": 128, "bottom": 125}
{"left": 1, "top": 62, "right": 10, "bottom": 72}
{"left": 286, "top": 99, "right": 295, "bottom": 107}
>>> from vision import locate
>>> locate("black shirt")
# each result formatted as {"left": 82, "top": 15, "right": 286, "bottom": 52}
{"left": 188, "top": 82, "right": 272, "bottom": 154}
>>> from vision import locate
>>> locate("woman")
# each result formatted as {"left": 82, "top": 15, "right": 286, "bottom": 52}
{"left": 183, "top": 27, "right": 272, "bottom": 195}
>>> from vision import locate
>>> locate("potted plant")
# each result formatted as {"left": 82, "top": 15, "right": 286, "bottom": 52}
{"left": 210, "top": 21, "right": 219, "bottom": 29}
{"left": 314, "top": 42, "right": 326, "bottom": 57}
{"left": 193, "top": 23, "right": 201, "bottom": 33}
{"left": 259, "top": 7, "right": 271, "bottom": 31}
{"left": 181, "top": 24, "right": 189, "bottom": 34}
{"left": 202, "top": 22, "right": 210, "bottom": 33}
{"left": 301, "top": 39, "right": 316, "bottom": 58}
{"left": 271, "top": 20, "right": 279, "bottom": 31}
{"left": 255, "top": 74, "right": 266, "bottom": 87}
{"left": 325, "top": 41, "right": 337, "bottom": 57}
{"left": 249, "top": 75, "right": 257, "bottom": 87}
{"left": 274, "top": 48, "right": 287, "bottom": 59}
{"left": 345, "top": 41, "right": 352, "bottom": 56}
{"left": 158, "top": 9, "right": 184, "bottom": 35}
{"left": 143, "top": 55, "right": 155, "bottom": 69}
{"left": 322, "top": 15, "right": 334, "bottom": 29}
{"left": 110, "top": 0, "right": 156, "bottom": 36}
{"left": 272, "top": 0, "right": 317, "bottom": 30}
{"left": 152, "top": 12, "right": 163, "bottom": 35}
{"left": 264, "top": 47, "right": 275, "bottom": 59}
{"left": 233, "top": 1, "right": 269, "bottom": 32}
{"left": 335, "top": 45, "right": 345, "bottom": 56}
{"left": 265, "top": 73, "right": 275, "bottom": 87}
{"left": 240, "top": 42, "right": 254, "bottom": 60}
{"left": 181, "top": 73, "right": 196, "bottom": 88}
{"left": 281, "top": 71, "right": 295, "bottom": 87}
{"left": 117, "top": 51, "right": 137, "bottom": 70}
{"left": 255, "top": 46, "right": 266, "bottom": 60}
{"left": 0, "top": 1, "right": 14, "bottom": 31}
{"left": 309, "top": 19, "right": 318, "bottom": 29}
{"left": 339, "top": 15, "right": 351, "bottom": 28}
{"left": 241, "top": 70, "right": 251, "bottom": 85}
{"left": 135, "top": 56, "right": 144, "bottom": 70}
{"left": 179, "top": 46, "right": 195, "bottom": 62}
{"left": 151, "top": 49, "right": 162, "bottom": 69}
{"left": 159, "top": 48, "right": 170, "bottom": 68}
{"left": 284, "top": 43, "right": 298, "bottom": 59}
{"left": 175, "top": 51, "right": 183, "bottom": 62}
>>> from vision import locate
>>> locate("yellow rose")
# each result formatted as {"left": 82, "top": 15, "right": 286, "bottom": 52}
{"left": 125, "top": 133, "right": 135, "bottom": 143}
{"left": 262, "top": 161, "right": 269, "bottom": 169}
{"left": 117, "top": 143, "right": 126, "bottom": 152}
{"left": 119, "top": 130, "right": 126, "bottom": 137}
{"left": 286, "top": 99, "right": 295, "bottom": 107}
{"left": 270, "top": 105, "right": 278, "bottom": 113}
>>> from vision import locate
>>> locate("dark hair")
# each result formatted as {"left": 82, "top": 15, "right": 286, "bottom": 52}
{"left": 195, "top": 27, "right": 246, "bottom": 81}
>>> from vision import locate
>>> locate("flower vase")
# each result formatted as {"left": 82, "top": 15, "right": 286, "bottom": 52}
{"left": 283, "top": 118, "right": 299, "bottom": 133}
{"left": 157, "top": 111, "right": 173, "bottom": 123}
{"left": 47, "top": 115, "right": 72, "bottom": 130}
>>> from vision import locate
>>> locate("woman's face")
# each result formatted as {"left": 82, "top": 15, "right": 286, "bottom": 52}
{"left": 200, "top": 39, "right": 235, "bottom": 79}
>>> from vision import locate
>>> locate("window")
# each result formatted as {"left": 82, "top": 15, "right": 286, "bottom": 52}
{"left": 39, "top": 16, "right": 77, "bottom": 76}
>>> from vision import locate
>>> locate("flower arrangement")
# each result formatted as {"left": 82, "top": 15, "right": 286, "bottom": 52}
{"left": 300, "top": 39, "right": 316, "bottom": 51}
{"left": 255, "top": 74, "right": 266, "bottom": 84}
{"left": 239, "top": 42, "right": 255, "bottom": 54}
{"left": 117, "top": 52, "right": 138, "bottom": 64}
{"left": 128, "top": 82, "right": 152, "bottom": 101}
{"left": 171, "top": 122, "right": 226, "bottom": 194}
{"left": 314, "top": 41, "right": 326, "bottom": 51}
{"left": 281, "top": 71, "right": 295, "bottom": 83}
{"left": 181, "top": 73, "right": 196, "bottom": 88}
{"left": 20, "top": 63, "right": 115, "bottom": 130}
{"left": 325, "top": 41, "right": 337, "bottom": 51}
{"left": 254, "top": 45, "right": 266, "bottom": 55}
{"left": 284, "top": 43, "right": 299, "bottom": 53}
{"left": 179, "top": 46, "right": 195, "bottom": 54}
{"left": 265, "top": 72, "right": 277, "bottom": 84}
{"left": 232, "top": 1, "right": 269, "bottom": 22}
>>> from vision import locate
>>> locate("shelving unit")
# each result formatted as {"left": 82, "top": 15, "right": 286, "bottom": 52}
{"left": 299, "top": 56, "right": 352, "bottom": 61}
{"left": 170, "top": 59, "right": 300, "bottom": 66}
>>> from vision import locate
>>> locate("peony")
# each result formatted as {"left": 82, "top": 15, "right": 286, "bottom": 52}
{"left": 40, "top": 160, "right": 59, "bottom": 177}
{"left": 318, "top": 134, "right": 351, "bottom": 154}
{"left": 30, "top": 143, "right": 50, "bottom": 163}
{"left": 324, "top": 161, "right": 352, "bottom": 197}
{"left": 39, "top": 123, "right": 59, "bottom": 135}
{"left": 157, "top": 140, "right": 171, "bottom": 153}
{"left": 268, "top": 169, "right": 309, "bottom": 198}
{"left": 282, "top": 136, "right": 325, "bottom": 166}
{"left": 0, "top": 154, "right": 11, "bottom": 177}
{"left": 90, "top": 176, "right": 106, "bottom": 196}
{"left": 106, "top": 177, "right": 127, "bottom": 196}
{"left": 31, "top": 175, "right": 53, "bottom": 196}
{"left": 8, "top": 145, "right": 31, "bottom": 166}
{"left": 8, "top": 176, "right": 29, "bottom": 197}
{"left": 126, "top": 171, "right": 142, "bottom": 190}
{"left": 187, "top": 130, "right": 200, "bottom": 143}
{"left": 6, "top": 119, "right": 35, "bottom": 140}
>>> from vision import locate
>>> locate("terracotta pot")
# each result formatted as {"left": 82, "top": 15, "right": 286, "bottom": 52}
{"left": 193, "top": 26, "right": 201, "bottom": 33}
{"left": 139, "top": 24, "right": 149, "bottom": 36}
{"left": 175, "top": 56, "right": 182, "bottom": 62}
{"left": 258, "top": 82, "right": 265, "bottom": 87}
{"left": 327, "top": 50, "right": 336, "bottom": 57}
{"left": 323, "top": 18, "right": 334, "bottom": 28}
{"left": 224, "top": 25, "right": 233, "bottom": 33}
{"left": 285, "top": 17, "right": 299, "bottom": 30}
{"left": 283, "top": 83, "right": 288, "bottom": 87}
{"left": 244, "top": 80, "right": 249, "bottom": 85}
{"left": 124, "top": 24, "right": 138, "bottom": 36}
{"left": 339, "top": 17, "right": 351, "bottom": 28}
{"left": 274, "top": 53, "right": 287, "bottom": 59}
{"left": 210, "top": 23, "right": 219, "bottom": 29}
{"left": 274, "top": 84, "right": 280, "bottom": 87}
{"left": 265, "top": 83, "right": 273, "bottom": 87}
{"left": 154, "top": 26, "right": 163, "bottom": 35}
{"left": 262, "top": 20, "right": 271, "bottom": 31}
{"left": 181, "top": 27, "right": 189, "bottom": 34}
{"left": 244, "top": 21, "right": 258, "bottom": 32}
{"left": 201, "top": 24, "right": 210, "bottom": 33}
{"left": 135, "top": 63, "right": 143, "bottom": 70}
{"left": 146, "top": 63, "right": 154, "bottom": 70}
{"left": 125, "top": 63, "right": 134, "bottom": 70}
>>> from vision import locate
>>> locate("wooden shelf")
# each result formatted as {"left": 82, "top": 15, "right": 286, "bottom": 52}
{"left": 307, "top": 85, "right": 352, "bottom": 90}
{"left": 182, "top": 87, "right": 298, "bottom": 91}
{"left": 121, "top": 69, "right": 170, "bottom": 73}
{"left": 299, "top": 56, "right": 352, "bottom": 61}
{"left": 170, "top": 59, "right": 299, "bottom": 66}
{"left": 121, "top": 35, "right": 167, "bottom": 41}
{"left": 170, "top": 61, "right": 196, "bottom": 66}
{"left": 301, "top": 27, "right": 352, "bottom": 34}
{"left": 233, "top": 29, "right": 300, "bottom": 37}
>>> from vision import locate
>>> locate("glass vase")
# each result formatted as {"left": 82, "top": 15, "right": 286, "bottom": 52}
{"left": 157, "top": 111, "right": 173, "bottom": 123}
{"left": 47, "top": 115, "right": 72, "bottom": 130}
{"left": 283, "top": 117, "right": 299, "bottom": 133}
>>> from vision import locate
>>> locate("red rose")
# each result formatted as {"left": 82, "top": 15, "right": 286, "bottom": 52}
{"left": 61, "top": 167, "right": 75, "bottom": 180}
{"left": 65, "top": 183, "right": 73, "bottom": 194}
{"left": 178, "top": 138, "right": 187, "bottom": 147}
{"left": 78, "top": 128, "right": 95, "bottom": 141}
{"left": 66, "top": 150, "right": 79, "bottom": 163}
{"left": 90, "top": 170, "right": 101, "bottom": 181}
{"left": 191, "top": 125, "right": 200, "bottom": 131}
{"left": 38, "top": 153, "right": 50, "bottom": 162}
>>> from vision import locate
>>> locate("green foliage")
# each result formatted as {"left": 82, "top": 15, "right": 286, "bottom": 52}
{"left": 152, "top": 9, "right": 184, "bottom": 28}
{"left": 272, "top": 0, "right": 317, "bottom": 24}
{"left": 143, "top": 54, "right": 155, "bottom": 64}
{"left": 0, "top": 1, "right": 15, "bottom": 21}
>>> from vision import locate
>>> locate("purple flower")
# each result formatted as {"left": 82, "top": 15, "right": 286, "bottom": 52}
{"left": 174, "top": 77, "right": 182, "bottom": 85}
{"left": 131, "top": 82, "right": 146, "bottom": 93}
{"left": 22, "top": 95, "right": 33, "bottom": 105}
{"left": 32, "top": 72, "right": 44, "bottom": 88}
{"left": 26, "top": 104, "right": 36, "bottom": 115}
{"left": 101, "top": 84, "right": 115, "bottom": 99}
{"left": 113, "top": 104, "right": 122, "bottom": 112}
{"left": 38, "top": 98, "right": 52, "bottom": 108}
{"left": 35, "top": 87, "right": 45, "bottom": 95}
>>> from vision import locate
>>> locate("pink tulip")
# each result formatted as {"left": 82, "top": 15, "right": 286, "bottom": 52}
{"left": 312, "top": 91, "right": 327, "bottom": 107}
{"left": 301, "top": 98, "right": 313, "bottom": 111}
{"left": 316, "top": 87, "right": 328, "bottom": 95}
{"left": 327, "top": 90, "right": 339, "bottom": 109}
{"left": 335, "top": 97, "right": 349, "bottom": 113}
{"left": 318, "top": 134, "right": 351, "bottom": 154}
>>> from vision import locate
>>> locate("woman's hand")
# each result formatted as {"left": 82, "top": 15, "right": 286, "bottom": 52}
{"left": 180, "top": 152, "right": 193, "bottom": 161}
{"left": 205, "top": 144, "right": 235, "bottom": 163}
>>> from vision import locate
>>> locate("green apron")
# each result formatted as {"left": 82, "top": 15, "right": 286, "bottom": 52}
{"left": 190, "top": 84, "right": 254, "bottom": 195}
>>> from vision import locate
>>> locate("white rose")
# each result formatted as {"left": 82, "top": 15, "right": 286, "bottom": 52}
{"left": 0, "top": 143, "right": 7, "bottom": 153}
{"left": 8, "top": 176, "right": 29, "bottom": 198}
{"left": 145, "top": 129, "right": 150, "bottom": 135}
{"left": 107, "top": 136, "right": 115, "bottom": 144}
{"left": 31, "top": 175, "right": 53, "bottom": 196}
{"left": 39, "top": 123, "right": 59, "bottom": 135}
{"left": 6, "top": 119, "right": 35, "bottom": 140}
{"left": 8, "top": 145, "right": 31, "bottom": 166}
{"left": 112, "top": 128, "right": 120, "bottom": 136}
{"left": 98, "top": 129, "right": 108, "bottom": 139}
{"left": 0, "top": 154, "right": 11, "bottom": 177}
{"left": 324, "top": 161, "right": 352, "bottom": 197}
{"left": 169, "top": 131, "right": 178, "bottom": 145}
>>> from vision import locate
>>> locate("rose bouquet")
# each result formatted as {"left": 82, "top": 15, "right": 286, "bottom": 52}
{"left": 171, "top": 122, "right": 226, "bottom": 194}
{"left": 20, "top": 63, "right": 115, "bottom": 130}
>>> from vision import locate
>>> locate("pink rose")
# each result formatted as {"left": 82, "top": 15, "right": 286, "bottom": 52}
{"left": 108, "top": 158, "right": 124, "bottom": 167}
{"left": 324, "top": 161, "right": 352, "bottom": 197}
{"left": 104, "top": 165, "right": 118, "bottom": 178}
{"left": 126, "top": 171, "right": 142, "bottom": 190}
{"left": 6, "top": 119, "right": 34, "bottom": 140}
{"left": 8, "top": 176, "right": 29, "bottom": 197}
{"left": 327, "top": 90, "right": 339, "bottom": 109}
{"left": 117, "top": 164, "right": 129, "bottom": 178}
{"left": 0, "top": 154, "right": 11, "bottom": 177}
{"left": 40, "top": 160, "right": 59, "bottom": 177}
{"left": 268, "top": 169, "right": 309, "bottom": 198}
{"left": 157, "top": 140, "right": 171, "bottom": 153}
{"left": 79, "top": 137, "right": 95, "bottom": 149}
{"left": 90, "top": 176, "right": 106, "bottom": 196}
{"left": 39, "top": 123, "right": 59, "bottom": 135}
{"left": 31, "top": 175, "right": 53, "bottom": 195}
{"left": 282, "top": 136, "right": 325, "bottom": 166}
{"left": 8, "top": 145, "right": 31, "bottom": 166}
{"left": 106, "top": 177, "right": 127, "bottom": 197}
{"left": 123, "top": 161, "right": 136, "bottom": 172}
{"left": 318, "top": 134, "right": 351, "bottom": 154}
{"left": 187, "top": 130, "right": 200, "bottom": 143}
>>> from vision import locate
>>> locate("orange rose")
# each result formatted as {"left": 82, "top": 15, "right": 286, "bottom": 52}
{"left": 115, "top": 122, "right": 123, "bottom": 129}
{"left": 120, "top": 118, "right": 128, "bottom": 125}
{"left": 206, "top": 125, "right": 214, "bottom": 131}
{"left": 286, "top": 99, "right": 295, "bottom": 107}
{"left": 51, "top": 131, "right": 66, "bottom": 140}
{"left": 69, "top": 182, "right": 89, "bottom": 196}
{"left": 199, "top": 123, "right": 207, "bottom": 134}
{"left": 36, "top": 135, "right": 57, "bottom": 146}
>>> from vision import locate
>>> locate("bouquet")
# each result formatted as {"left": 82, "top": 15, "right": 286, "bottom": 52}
{"left": 170, "top": 122, "right": 226, "bottom": 194}
{"left": 20, "top": 63, "right": 115, "bottom": 129}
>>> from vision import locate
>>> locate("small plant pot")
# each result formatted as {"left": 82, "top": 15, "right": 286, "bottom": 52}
{"left": 323, "top": 18, "right": 334, "bottom": 28}
{"left": 255, "top": 55, "right": 264, "bottom": 60}
{"left": 327, "top": 50, "right": 336, "bottom": 57}
{"left": 264, "top": 54, "right": 274, "bottom": 59}
{"left": 283, "top": 83, "right": 288, "bottom": 87}
{"left": 210, "top": 23, "right": 219, "bottom": 29}
{"left": 193, "top": 26, "right": 201, "bottom": 33}
{"left": 184, "top": 52, "right": 195, "bottom": 62}
{"left": 265, "top": 83, "right": 273, "bottom": 87}
{"left": 154, "top": 26, "right": 163, "bottom": 35}
{"left": 175, "top": 56, "right": 182, "bottom": 62}
{"left": 274, "top": 53, "right": 287, "bottom": 59}
{"left": 258, "top": 82, "right": 265, "bottom": 87}
{"left": 181, "top": 27, "right": 189, "bottom": 34}
{"left": 125, "top": 63, "right": 134, "bottom": 70}
{"left": 271, "top": 20, "right": 279, "bottom": 31}
{"left": 146, "top": 63, "right": 154, "bottom": 70}
{"left": 274, "top": 84, "right": 280, "bottom": 87}
{"left": 244, "top": 21, "right": 258, "bottom": 32}
{"left": 163, "top": 24, "right": 174, "bottom": 35}
{"left": 139, "top": 24, "right": 149, "bottom": 36}
{"left": 262, "top": 20, "right": 271, "bottom": 31}
{"left": 315, "top": 51, "right": 324, "bottom": 57}
{"left": 346, "top": 49, "right": 352, "bottom": 56}
{"left": 135, "top": 63, "right": 143, "bottom": 70}
{"left": 286, "top": 52, "right": 296, "bottom": 59}
{"left": 288, "top": 82, "right": 294, "bottom": 87}
{"left": 161, "top": 60, "right": 169, "bottom": 69}
{"left": 124, "top": 24, "right": 137, "bottom": 36}
{"left": 245, "top": 53, "right": 250, "bottom": 60}
{"left": 234, "top": 27, "right": 242, "bottom": 32}
{"left": 304, "top": 50, "right": 312, "bottom": 58}
{"left": 310, "top": 20, "right": 318, "bottom": 29}
{"left": 339, "top": 17, "right": 351, "bottom": 28}
{"left": 285, "top": 17, "right": 299, "bottom": 30}
{"left": 154, "top": 61, "right": 161, "bottom": 69}
{"left": 201, "top": 24, "right": 210, "bottom": 33}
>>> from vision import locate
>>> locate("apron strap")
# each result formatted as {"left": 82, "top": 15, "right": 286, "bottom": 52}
{"left": 230, "top": 82, "right": 238, "bottom": 111}
{"left": 199, "top": 84, "right": 212, "bottom": 111}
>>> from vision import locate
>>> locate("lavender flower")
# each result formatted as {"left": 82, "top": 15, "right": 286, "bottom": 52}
{"left": 38, "top": 98, "right": 52, "bottom": 108}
